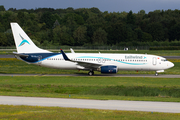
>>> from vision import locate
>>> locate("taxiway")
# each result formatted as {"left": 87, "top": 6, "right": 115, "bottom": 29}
{"left": 0, "top": 96, "right": 180, "bottom": 113}
{"left": 0, "top": 73, "right": 180, "bottom": 78}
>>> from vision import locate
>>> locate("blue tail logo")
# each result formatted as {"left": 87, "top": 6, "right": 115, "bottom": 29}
{"left": 18, "top": 34, "right": 30, "bottom": 47}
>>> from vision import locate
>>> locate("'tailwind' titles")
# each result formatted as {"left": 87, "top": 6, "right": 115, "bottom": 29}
{"left": 125, "top": 55, "right": 146, "bottom": 59}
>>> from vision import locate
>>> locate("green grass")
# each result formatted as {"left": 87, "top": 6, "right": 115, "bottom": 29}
{"left": 1, "top": 76, "right": 180, "bottom": 102}
{"left": 1, "top": 76, "right": 180, "bottom": 86}
{"left": 1, "top": 105, "right": 180, "bottom": 120}
{"left": 0, "top": 58, "right": 179, "bottom": 74}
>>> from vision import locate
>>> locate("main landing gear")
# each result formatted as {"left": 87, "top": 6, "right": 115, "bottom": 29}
{"left": 88, "top": 71, "right": 94, "bottom": 76}
{"left": 155, "top": 72, "right": 158, "bottom": 76}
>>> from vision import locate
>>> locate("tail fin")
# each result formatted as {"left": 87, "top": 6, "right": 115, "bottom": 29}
{"left": 10, "top": 23, "right": 51, "bottom": 53}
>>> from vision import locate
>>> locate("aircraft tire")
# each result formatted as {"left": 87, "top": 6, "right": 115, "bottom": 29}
{"left": 155, "top": 72, "right": 158, "bottom": 76}
{"left": 88, "top": 71, "right": 94, "bottom": 76}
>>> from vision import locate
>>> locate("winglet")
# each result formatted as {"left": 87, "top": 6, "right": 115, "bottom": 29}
{"left": 60, "top": 49, "right": 70, "bottom": 61}
{"left": 70, "top": 48, "right": 75, "bottom": 53}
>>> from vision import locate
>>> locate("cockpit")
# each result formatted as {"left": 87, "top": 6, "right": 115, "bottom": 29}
{"left": 161, "top": 59, "right": 167, "bottom": 62}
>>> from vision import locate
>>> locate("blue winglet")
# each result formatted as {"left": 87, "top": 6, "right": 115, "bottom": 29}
{"left": 60, "top": 49, "right": 70, "bottom": 61}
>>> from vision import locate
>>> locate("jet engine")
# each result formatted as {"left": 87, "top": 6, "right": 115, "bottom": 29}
{"left": 97, "top": 65, "right": 118, "bottom": 73}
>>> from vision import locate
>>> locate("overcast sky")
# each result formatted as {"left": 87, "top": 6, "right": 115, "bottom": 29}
{"left": 1, "top": 0, "right": 180, "bottom": 13}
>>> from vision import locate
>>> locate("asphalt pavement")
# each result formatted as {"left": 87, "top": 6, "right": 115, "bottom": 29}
{"left": 0, "top": 96, "right": 180, "bottom": 113}
{"left": 0, "top": 74, "right": 180, "bottom": 78}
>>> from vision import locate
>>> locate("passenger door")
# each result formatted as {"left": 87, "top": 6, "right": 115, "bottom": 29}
{"left": 152, "top": 57, "right": 157, "bottom": 65}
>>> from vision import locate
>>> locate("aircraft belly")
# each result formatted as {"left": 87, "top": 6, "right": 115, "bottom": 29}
{"left": 149, "top": 64, "right": 163, "bottom": 71}
{"left": 117, "top": 64, "right": 150, "bottom": 71}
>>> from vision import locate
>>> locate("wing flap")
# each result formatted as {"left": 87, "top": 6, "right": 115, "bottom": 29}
{"left": 75, "top": 61, "right": 102, "bottom": 69}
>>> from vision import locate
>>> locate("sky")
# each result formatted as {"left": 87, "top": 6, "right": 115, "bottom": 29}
{"left": 1, "top": 0, "right": 180, "bottom": 13}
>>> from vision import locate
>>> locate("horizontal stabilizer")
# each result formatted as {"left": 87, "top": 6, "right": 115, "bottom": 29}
{"left": 13, "top": 52, "right": 29, "bottom": 57}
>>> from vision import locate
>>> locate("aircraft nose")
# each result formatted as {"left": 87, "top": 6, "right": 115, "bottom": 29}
{"left": 168, "top": 61, "right": 174, "bottom": 68}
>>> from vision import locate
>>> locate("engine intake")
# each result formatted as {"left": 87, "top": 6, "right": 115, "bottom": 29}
{"left": 97, "top": 65, "right": 118, "bottom": 73}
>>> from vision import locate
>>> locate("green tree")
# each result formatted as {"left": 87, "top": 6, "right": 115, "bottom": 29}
{"left": 126, "top": 26, "right": 138, "bottom": 42}
{"left": 135, "top": 28, "right": 143, "bottom": 41}
{"left": 55, "top": 26, "right": 75, "bottom": 45}
{"left": 2, "top": 11, "right": 14, "bottom": 30}
{"left": 0, "top": 22, "right": 5, "bottom": 32}
{"left": 106, "top": 22, "right": 127, "bottom": 45}
{"left": 138, "top": 10, "right": 146, "bottom": 15}
{"left": 0, "top": 33, "right": 8, "bottom": 46}
{"left": 63, "top": 13, "right": 84, "bottom": 26}
{"left": 86, "top": 15, "right": 106, "bottom": 42}
{"left": 17, "top": 11, "right": 25, "bottom": 25}
{"left": 40, "top": 12, "right": 55, "bottom": 29}
{"left": 37, "top": 31, "right": 49, "bottom": 44}
{"left": 5, "top": 32, "right": 14, "bottom": 46}
{"left": 92, "top": 28, "right": 107, "bottom": 45}
{"left": 53, "top": 26, "right": 61, "bottom": 45}
{"left": 127, "top": 10, "right": 136, "bottom": 25}
{"left": 169, "top": 22, "right": 180, "bottom": 41}
{"left": 75, "top": 9, "right": 89, "bottom": 21}
{"left": 1, "top": 7, "right": 180, "bottom": 47}
{"left": 90, "top": 7, "right": 101, "bottom": 14}
{"left": 73, "top": 26, "right": 87, "bottom": 45}
{"left": 0, "top": 5, "right": 5, "bottom": 11}
{"left": 141, "top": 32, "right": 153, "bottom": 42}
{"left": 42, "top": 40, "right": 49, "bottom": 47}
{"left": 146, "top": 22, "right": 165, "bottom": 41}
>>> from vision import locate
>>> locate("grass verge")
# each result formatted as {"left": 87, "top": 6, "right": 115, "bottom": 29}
{"left": 1, "top": 76, "right": 180, "bottom": 102}
{"left": 1, "top": 105, "right": 180, "bottom": 120}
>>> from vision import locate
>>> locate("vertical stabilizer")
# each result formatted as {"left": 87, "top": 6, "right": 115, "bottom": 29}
{"left": 10, "top": 23, "right": 51, "bottom": 53}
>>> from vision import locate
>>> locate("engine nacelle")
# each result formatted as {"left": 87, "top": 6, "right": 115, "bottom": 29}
{"left": 97, "top": 65, "right": 118, "bottom": 73}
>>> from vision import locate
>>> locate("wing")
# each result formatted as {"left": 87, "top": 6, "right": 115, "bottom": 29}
{"left": 74, "top": 60, "right": 102, "bottom": 69}
{"left": 60, "top": 49, "right": 102, "bottom": 70}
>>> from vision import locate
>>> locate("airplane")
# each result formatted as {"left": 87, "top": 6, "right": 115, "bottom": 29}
{"left": 10, "top": 22, "right": 174, "bottom": 76}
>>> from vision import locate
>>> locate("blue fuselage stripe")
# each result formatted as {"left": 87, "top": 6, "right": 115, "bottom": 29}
{"left": 20, "top": 53, "right": 61, "bottom": 63}
{"left": 77, "top": 56, "right": 147, "bottom": 65}
{"left": 20, "top": 54, "right": 147, "bottom": 65}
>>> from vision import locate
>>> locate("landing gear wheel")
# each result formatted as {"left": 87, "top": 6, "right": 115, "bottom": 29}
{"left": 92, "top": 71, "right": 94, "bottom": 75}
{"left": 155, "top": 72, "right": 158, "bottom": 76}
{"left": 88, "top": 71, "right": 94, "bottom": 76}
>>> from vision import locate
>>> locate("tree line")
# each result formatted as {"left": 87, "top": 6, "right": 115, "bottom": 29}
{"left": 0, "top": 5, "right": 180, "bottom": 47}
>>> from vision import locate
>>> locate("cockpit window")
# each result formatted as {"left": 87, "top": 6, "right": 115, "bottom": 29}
{"left": 161, "top": 59, "right": 167, "bottom": 62}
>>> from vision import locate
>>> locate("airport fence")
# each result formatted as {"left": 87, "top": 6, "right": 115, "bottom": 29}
{"left": 0, "top": 46, "right": 178, "bottom": 50}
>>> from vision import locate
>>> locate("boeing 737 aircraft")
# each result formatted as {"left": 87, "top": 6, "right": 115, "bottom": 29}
{"left": 11, "top": 23, "right": 174, "bottom": 76}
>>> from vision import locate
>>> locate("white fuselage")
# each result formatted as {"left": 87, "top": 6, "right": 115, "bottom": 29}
{"left": 18, "top": 53, "right": 174, "bottom": 72}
